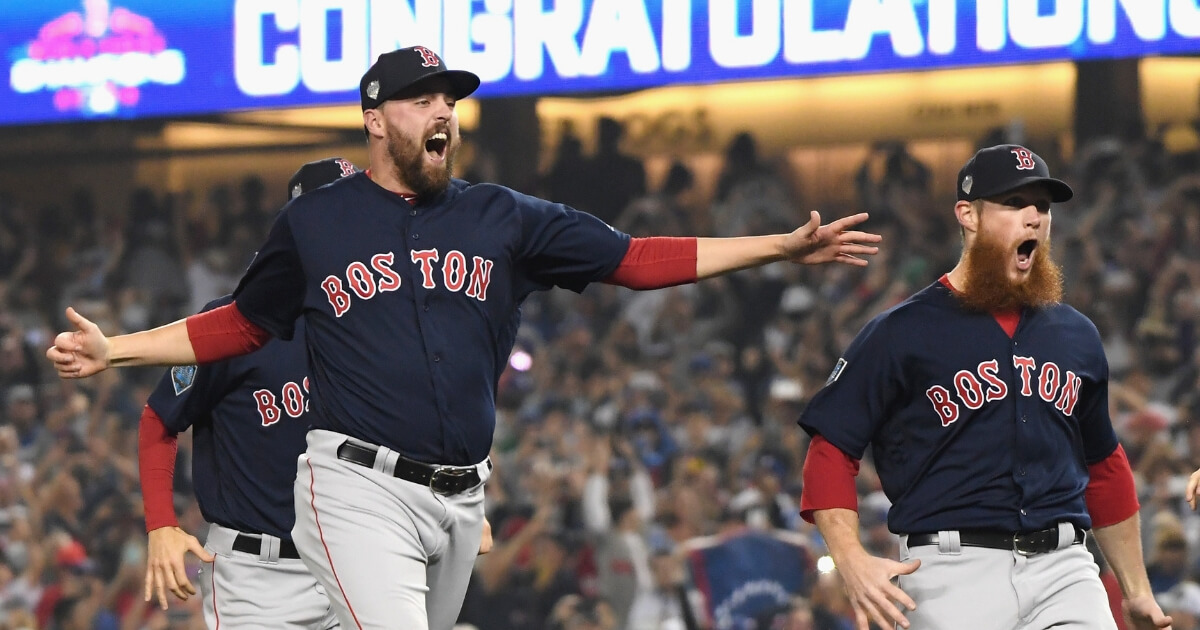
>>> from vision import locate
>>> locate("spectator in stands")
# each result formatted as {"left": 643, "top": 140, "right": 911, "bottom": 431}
{"left": 854, "top": 140, "right": 932, "bottom": 241}
{"left": 579, "top": 117, "right": 646, "bottom": 225}
{"left": 544, "top": 123, "right": 591, "bottom": 215}
{"left": 1161, "top": 580, "right": 1200, "bottom": 630}
{"left": 474, "top": 505, "right": 580, "bottom": 630}
{"left": 711, "top": 132, "right": 796, "bottom": 237}
{"left": 1, "top": 387, "right": 39, "bottom": 453}
{"left": 547, "top": 595, "right": 617, "bottom": 630}
{"left": 583, "top": 435, "right": 655, "bottom": 628}
{"left": 1147, "top": 514, "right": 1192, "bottom": 595}
{"left": 625, "top": 547, "right": 705, "bottom": 630}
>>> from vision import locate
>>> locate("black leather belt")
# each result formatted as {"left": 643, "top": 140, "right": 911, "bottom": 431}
{"left": 336, "top": 441, "right": 488, "bottom": 495}
{"left": 232, "top": 534, "right": 300, "bottom": 560}
{"left": 907, "top": 526, "right": 1086, "bottom": 556}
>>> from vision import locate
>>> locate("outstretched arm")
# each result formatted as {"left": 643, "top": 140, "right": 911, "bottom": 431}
{"left": 604, "top": 212, "right": 881, "bottom": 291}
{"left": 47, "top": 303, "right": 270, "bottom": 378}
{"left": 697, "top": 211, "right": 880, "bottom": 279}
{"left": 47, "top": 308, "right": 194, "bottom": 378}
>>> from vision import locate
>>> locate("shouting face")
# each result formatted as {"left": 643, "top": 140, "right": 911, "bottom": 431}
{"left": 372, "top": 77, "right": 460, "bottom": 199}
{"left": 957, "top": 183, "right": 1062, "bottom": 312}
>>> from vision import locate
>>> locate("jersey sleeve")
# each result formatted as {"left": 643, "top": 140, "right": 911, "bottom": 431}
{"left": 797, "top": 315, "right": 899, "bottom": 458}
{"left": 145, "top": 298, "right": 240, "bottom": 433}
{"left": 138, "top": 405, "right": 178, "bottom": 531}
{"left": 232, "top": 209, "right": 306, "bottom": 340}
{"left": 514, "top": 193, "right": 632, "bottom": 293}
{"left": 1085, "top": 444, "right": 1139, "bottom": 527}
{"left": 1072, "top": 319, "right": 1121, "bottom": 464}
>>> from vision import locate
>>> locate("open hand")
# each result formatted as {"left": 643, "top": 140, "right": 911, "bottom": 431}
{"left": 782, "top": 211, "right": 882, "bottom": 267}
{"left": 144, "top": 526, "right": 215, "bottom": 610}
{"left": 835, "top": 550, "right": 920, "bottom": 630}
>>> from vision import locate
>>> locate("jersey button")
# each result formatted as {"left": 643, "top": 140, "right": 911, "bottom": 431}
{"left": 412, "top": 233, "right": 419, "bottom": 240}
{"left": 1020, "top": 509, "right": 1027, "bottom": 515}
{"left": 410, "top": 210, "right": 417, "bottom": 216}
{"left": 433, "top": 354, "right": 441, "bottom": 362}
{"left": 423, "top": 305, "right": 430, "bottom": 312}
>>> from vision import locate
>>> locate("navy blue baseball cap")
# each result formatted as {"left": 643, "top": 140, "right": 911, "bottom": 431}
{"left": 287, "top": 157, "right": 358, "bottom": 201}
{"left": 957, "top": 144, "right": 1073, "bottom": 203}
{"left": 360, "top": 46, "right": 480, "bottom": 111}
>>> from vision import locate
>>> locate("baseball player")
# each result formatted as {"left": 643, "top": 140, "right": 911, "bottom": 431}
{"left": 47, "top": 46, "right": 880, "bottom": 630}
{"left": 138, "top": 157, "right": 358, "bottom": 628}
{"left": 797, "top": 145, "right": 1170, "bottom": 630}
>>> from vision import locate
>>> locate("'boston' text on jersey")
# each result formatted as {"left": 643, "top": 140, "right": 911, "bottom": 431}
{"left": 925, "top": 355, "right": 1082, "bottom": 427}
{"left": 254, "top": 377, "right": 310, "bottom": 427}
{"left": 319, "top": 249, "right": 494, "bottom": 317}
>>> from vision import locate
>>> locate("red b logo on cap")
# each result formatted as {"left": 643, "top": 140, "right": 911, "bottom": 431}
{"left": 414, "top": 46, "right": 441, "bottom": 68}
{"left": 1011, "top": 147, "right": 1036, "bottom": 170}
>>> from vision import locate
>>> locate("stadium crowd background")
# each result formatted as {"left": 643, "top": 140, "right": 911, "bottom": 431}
{"left": 2, "top": 117, "right": 1200, "bottom": 629}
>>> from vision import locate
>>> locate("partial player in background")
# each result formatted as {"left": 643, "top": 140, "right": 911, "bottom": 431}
{"left": 49, "top": 46, "right": 880, "bottom": 629}
{"left": 137, "top": 157, "right": 357, "bottom": 628}
{"left": 1185, "top": 469, "right": 1200, "bottom": 511}
{"left": 798, "top": 145, "right": 1170, "bottom": 630}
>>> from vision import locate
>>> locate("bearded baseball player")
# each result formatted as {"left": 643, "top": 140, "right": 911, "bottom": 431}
{"left": 798, "top": 145, "right": 1171, "bottom": 630}
{"left": 48, "top": 46, "right": 880, "bottom": 629}
{"left": 138, "top": 157, "right": 358, "bottom": 628}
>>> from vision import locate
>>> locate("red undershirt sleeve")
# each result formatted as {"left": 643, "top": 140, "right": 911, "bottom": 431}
{"left": 185, "top": 302, "right": 272, "bottom": 364}
{"left": 1085, "top": 443, "right": 1140, "bottom": 528}
{"left": 602, "top": 237, "right": 698, "bottom": 290}
{"left": 800, "top": 435, "right": 862, "bottom": 523}
{"left": 138, "top": 405, "right": 179, "bottom": 532}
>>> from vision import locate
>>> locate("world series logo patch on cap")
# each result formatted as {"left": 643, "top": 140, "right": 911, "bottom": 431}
{"left": 366, "top": 80, "right": 380, "bottom": 100}
{"left": 171, "top": 365, "right": 197, "bottom": 395}
{"left": 961, "top": 175, "right": 973, "bottom": 196}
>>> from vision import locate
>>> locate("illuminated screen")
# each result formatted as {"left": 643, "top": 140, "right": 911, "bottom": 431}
{"left": 3, "top": 0, "right": 1199, "bottom": 126}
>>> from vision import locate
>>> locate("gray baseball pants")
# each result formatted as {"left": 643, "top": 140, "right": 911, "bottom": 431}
{"left": 291, "top": 429, "right": 488, "bottom": 630}
{"left": 896, "top": 525, "right": 1117, "bottom": 629}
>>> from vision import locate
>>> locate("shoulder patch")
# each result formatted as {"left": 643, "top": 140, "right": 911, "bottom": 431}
{"left": 171, "top": 365, "right": 197, "bottom": 395}
{"left": 826, "top": 358, "right": 848, "bottom": 385}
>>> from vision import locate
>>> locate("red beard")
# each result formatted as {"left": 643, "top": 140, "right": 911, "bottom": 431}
{"left": 957, "top": 229, "right": 1063, "bottom": 312}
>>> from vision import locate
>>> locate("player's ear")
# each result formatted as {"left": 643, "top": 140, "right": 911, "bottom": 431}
{"left": 362, "top": 108, "right": 385, "bottom": 139}
{"left": 955, "top": 200, "right": 979, "bottom": 234}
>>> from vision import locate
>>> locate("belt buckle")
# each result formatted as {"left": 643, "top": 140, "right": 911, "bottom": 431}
{"left": 429, "top": 466, "right": 471, "bottom": 495}
{"left": 1013, "top": 532, "right": 1041, "bottom": 556}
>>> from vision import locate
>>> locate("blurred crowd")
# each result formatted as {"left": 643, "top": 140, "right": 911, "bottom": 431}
{"left": 3, "top": 117, "right": 1200, "bottom": 630}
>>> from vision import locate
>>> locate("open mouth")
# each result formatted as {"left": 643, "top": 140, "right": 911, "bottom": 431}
{"left": 425, "top": 132, "right": 448, "bottom": 160}
{"left": 1016, "top": 239, "right": 1037, "bottom": 269}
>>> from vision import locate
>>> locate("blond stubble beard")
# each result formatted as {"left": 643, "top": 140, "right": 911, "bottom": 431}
{"left": 956, "top": 228, "right": 1063, "bottom": 313}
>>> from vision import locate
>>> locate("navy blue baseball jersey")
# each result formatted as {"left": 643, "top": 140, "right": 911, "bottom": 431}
{"left": 232, "top": 174, "right": 630, "bottom": 465}
{"left": 798, "top": 281, "right": 1119, "bottom": 535}
{"left": 147, "top": 295, "right": 311, "bottom": 540}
